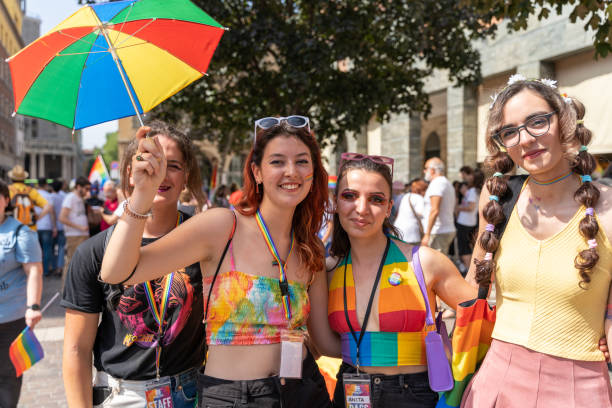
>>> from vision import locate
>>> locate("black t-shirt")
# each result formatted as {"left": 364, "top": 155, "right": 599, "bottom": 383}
{"left": 61, "top": 211, "right": 205, "bottom": 380}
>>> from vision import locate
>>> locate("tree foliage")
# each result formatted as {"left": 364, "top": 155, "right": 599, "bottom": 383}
{"left": 150, "top": 1, "right": 497, "bottom": 149}
{"left": 464, "top": 0, "right": 612, "bottom": 58}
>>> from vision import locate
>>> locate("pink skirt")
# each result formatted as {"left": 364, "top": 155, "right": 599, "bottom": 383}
{"left": 461, "top": 339, "right": 612, "bottom": 408}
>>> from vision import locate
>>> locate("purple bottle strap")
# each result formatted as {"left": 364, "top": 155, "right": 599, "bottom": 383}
{"left": 411, "top": 245, "right": 435, "bottom": 327}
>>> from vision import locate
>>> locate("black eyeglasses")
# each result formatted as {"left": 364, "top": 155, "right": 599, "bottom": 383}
{"left": 493, "top": 111, "right": 556, "bottom": 148}
{"left": 253, "top": 116, "right": 310, "bottom": 144}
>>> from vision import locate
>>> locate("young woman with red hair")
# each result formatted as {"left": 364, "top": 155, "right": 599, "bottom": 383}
{"left": 100, "top": 117, "right": 333, "bottom": 407}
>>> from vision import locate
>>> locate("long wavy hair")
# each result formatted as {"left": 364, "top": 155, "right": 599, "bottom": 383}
{"left": 476, "top": 80, "right": 598, "bottom": 288}
{"left": 120, "top": 120, "right": 205, "bottom": 209}
{"left": 237, "top": 123, "right": 328, "bottom": 275}
{"left": 329, "top": 157, "right": 401, "bottom": 262}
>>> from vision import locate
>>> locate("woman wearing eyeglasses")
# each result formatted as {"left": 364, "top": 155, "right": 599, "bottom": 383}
{"left": 306, "top": 153, "right": 477, "bottom": 408}
{"left": 461, "top": 76, "right": 612, "bottom": 407}
{"left": 99, "top": 116, "right": 333, "bottom": 407}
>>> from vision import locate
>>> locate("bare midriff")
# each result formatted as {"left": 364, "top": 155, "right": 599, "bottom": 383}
{"left": 204, "top": 344, "right": 308, "bottom": 380}
{"left": 359, "top": 364, "right": 427, "bottom": 375}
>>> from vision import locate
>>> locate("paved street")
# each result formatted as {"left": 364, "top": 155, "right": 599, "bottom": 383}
{"left": 18, "top": 275, "right": 66, "bottom": 407}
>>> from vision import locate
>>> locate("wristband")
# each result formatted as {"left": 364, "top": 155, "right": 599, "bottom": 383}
{"left": 123, "top": 200, "right": 152, "bottom": 219}
{"left": 27, "top": 304, "right": 41, "bottom": 311}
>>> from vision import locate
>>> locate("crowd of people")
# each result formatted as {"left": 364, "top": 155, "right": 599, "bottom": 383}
{"left": 0, "top": 76, "right": 611, "bottom": 408}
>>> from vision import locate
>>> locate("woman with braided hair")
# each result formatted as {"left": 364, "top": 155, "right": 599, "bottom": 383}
{"left": 461, "top": 75, "right": 612, "bottom": 407}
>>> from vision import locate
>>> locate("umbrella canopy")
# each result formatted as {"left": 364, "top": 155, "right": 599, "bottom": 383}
{"left": 8, "top": 0, "right": 225, "bottom": 130}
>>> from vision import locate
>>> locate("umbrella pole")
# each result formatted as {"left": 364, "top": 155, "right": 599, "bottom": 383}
{"left": 99, "top": 25, "right": 144, "bottom": 128}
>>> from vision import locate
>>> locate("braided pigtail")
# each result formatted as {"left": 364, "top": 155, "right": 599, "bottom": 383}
{"left": 473, "top": 153, "right": 515, "bottom": 287}
{"left": 568, "top": 99, "right": 600, "bottom": 288}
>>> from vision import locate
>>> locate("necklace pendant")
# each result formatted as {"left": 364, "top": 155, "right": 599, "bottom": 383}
{"left": 388, "top": 272, "right": 402, "bottom": 286}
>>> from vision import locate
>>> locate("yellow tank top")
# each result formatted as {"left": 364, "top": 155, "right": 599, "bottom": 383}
{"left": 493, "top": 202, "right": 612, "bottom": 361}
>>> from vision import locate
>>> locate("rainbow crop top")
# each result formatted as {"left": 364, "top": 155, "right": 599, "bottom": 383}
{"left": 204, "top": 243, "right": 310, "bottom": 345}
{"left": 328, "top": 239, "right": 428, "bottom": 366}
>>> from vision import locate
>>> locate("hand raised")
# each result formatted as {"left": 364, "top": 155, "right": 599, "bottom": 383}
{"left": 131, "top": 126, "right": 167, "bottom": 195}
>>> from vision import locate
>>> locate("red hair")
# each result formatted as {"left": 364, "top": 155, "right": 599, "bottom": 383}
{"left": 237, "top": 124, "right": 328, "bottom": 276}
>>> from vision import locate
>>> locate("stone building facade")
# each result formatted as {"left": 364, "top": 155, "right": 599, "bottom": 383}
{"left": 19, "top": 14, "right": 82, "bottom": 181}
{"left": 0, "top": 0, "right": 24, "bottom": 178}
{"left": 346, "top": 8, "right": 612, "bottom": 183}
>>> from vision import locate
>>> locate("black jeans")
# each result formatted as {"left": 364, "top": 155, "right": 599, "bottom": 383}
{"left": 198, "top": 351, "right": 331, "bottom": 408}
{"left": 331, "top": 362, "right": 438, "bottom": 408}
{"left": 0, "top": 318, "right": 26, "bottom": 408}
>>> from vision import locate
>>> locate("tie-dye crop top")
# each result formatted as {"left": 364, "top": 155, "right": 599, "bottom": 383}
{"left": 204, "top": 242, "right": 310, "bottom": 345}
{"left": 328, "top": 239, "right": 428, "bottom": 366}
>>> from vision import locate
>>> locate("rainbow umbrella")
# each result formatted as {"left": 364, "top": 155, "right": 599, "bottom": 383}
{"left": 7, "top": 0, "right": 225, "bottom": 130}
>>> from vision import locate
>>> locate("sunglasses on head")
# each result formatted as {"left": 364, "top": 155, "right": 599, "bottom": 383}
{"left": 253, "top": 115, "right": 310, "bottom": 144}
{"left": 340, "top": 152, "right": 394, "bottom": 177}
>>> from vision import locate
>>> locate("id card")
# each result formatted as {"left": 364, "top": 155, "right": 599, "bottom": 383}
{"left": 279, "top": 329, "right": 304, "bottom": 379}
{"left": 145, "top": 378, "right": 173, "bottom": 408}
{"left": 343, "top": 373, "right": 372, "bottom": 408}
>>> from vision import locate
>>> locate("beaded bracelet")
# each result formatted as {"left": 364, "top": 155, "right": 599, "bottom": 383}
{"left": 123, "top": 199, "right": 152, "bottom": 220}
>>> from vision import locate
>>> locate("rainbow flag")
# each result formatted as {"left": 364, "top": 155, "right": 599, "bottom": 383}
{"left": 436, "top": 298, "right": 496, "bottom": 408}
{"left": 9, "top": 327, "right": 44, "bottom": 377}
{"left": 89, "top": 155, "right": 110, "bottom": 187}
{"left": 328, "top": 175, "right": 337, "bottom": 189}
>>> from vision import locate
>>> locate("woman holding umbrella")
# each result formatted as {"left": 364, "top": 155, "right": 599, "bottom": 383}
{"left": 100, "top": 117, "right": 332, "bottom": 407}
{"left": 62, "top": 121, "right": 207, "bottom": 407}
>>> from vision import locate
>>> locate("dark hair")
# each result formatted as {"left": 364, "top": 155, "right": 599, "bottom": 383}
{"left": 329, "top": 156, "right": 400, "bottom": 260}
{"left": 38, "top": 178, "right": 47, "bottom": 187}
{"left": 0, "top": 180, "right": 13, "bottom": 212}
{"left": 237, "top": 123, "right": 328, "bottom": 276}
{"left": 120, "top": 120, "right": 205, "bottom": 208}
{"left": 472, "top": 168, "right": 485, "bottom": 192}
{"left": 51, "top": 180, "right": 63, "bottom": 193}
{"left": 75, "top": 176, "right": 91, "bottom": 188}
{"left": 476, "top": 79, "right": 598, "bottom": 288}
{"left": 459, "top": 166, "right": 474, "bottom": 175}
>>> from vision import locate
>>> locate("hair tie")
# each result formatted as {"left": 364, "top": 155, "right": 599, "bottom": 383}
{"left": 493, "top": 172, "right": 503, "bottom": 178}
{"left": 579, "top": 145, "right": 588, "bottom": 152}
{"left": 576, "top": 120, "right": 584, "bottom": 125}
{"left": 581, "top": 175, "right": 592, "bottom": 183}
{"left": 585, "top": 207, "right": 594, "bottom": 216}
{"left": 489, "top": 195, "right": 500, "bottom": 202}
{"left": 484, "top": 252, "right": 493, "bottom": 261}
{"left": 485, "top": 224, "right": 495, "bottom": 232}
{"left": 588, "top": 239, "right": 598, "bottom": 249}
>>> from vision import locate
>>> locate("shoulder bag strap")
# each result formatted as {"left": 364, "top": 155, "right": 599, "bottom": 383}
{"left": 407, "top": 193, "right": 424, "bottom": 238}
{"left": 497, "top": 175, "right": 528, "bottom": 238}
{"left": 411, "top": 245, "right": 434, "bottom": 327}
{"left": 204, "top": 211, "right": 237, "bottom": 320}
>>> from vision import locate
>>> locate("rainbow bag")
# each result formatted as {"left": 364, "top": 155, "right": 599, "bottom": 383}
{"left": 436, "top": 286, "right": 496, "bottom": 408}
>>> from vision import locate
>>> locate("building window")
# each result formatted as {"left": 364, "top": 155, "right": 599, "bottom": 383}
{"left": 425, "top": 132, "right": 441, "bottom": 161}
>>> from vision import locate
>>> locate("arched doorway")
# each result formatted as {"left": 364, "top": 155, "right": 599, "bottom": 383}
{"left": 425, "top": 132, "right": 441, "bottom": 161}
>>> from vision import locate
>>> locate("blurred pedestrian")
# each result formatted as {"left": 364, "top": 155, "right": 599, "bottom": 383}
{"left": 456, "top": 169, "right": 484, "bottom": 271}
{"left": 7, "top": 165, "right": 52, "bottom": 230}
{"left": 228, "top": 182, "right": 242, "bottom": 208}
{"left": 212, "top": 184, "right": 229, "bottom": 208}
{"left": 421, "top": 157, "right": 456, "bottom": 254}
{"left": 394, "top": 179, "right": 424, "bottom": 245}
{"left": 86, "top": 182, "right": 104, "bottom": 236}
{"left": 51, "top": 180, "right": 66, "bottom": 277}
{"left": 0, "top": 180, "right": 43, "bottom": 408}
{"left": 35, "top": 178, "right": 57, "bottom": 277}
{"left": 59, "top": 177, "right": 90, "bottom": 284}
{"left": 100, "top": 181, "right": 119, "bottom": 231}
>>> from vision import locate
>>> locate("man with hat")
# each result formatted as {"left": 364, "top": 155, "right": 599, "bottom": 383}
{"left": 7, "top": 165, "right": 52, "bottom": 230}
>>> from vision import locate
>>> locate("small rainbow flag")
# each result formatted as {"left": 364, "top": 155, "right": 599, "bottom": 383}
{"left": 328, "top": 175, "right": 337, "bottom": 189}
{"left": 9, "top": 327, "right": 44, "bottom": 377}
{"left": 88, "top": 155, "right": 110, "bottom": 187}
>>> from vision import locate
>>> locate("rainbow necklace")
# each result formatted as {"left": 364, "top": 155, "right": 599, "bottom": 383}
{"left": 529, "top": 171, "right": 573, "bottom": 186}
{"left": 255, "top": 209, "right": 295, "bottom": 321}
{"left": 143, "top": 211, "right": 182, "bottom": 379}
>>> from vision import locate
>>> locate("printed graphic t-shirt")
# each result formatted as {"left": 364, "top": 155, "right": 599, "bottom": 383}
{"left": 61, "top": 211, "right": 205, "bottom": 380}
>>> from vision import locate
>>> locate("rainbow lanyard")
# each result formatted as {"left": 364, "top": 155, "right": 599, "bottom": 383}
{"left": 255, "top": 209, "right": 295, "bottom": 321}
{"left": 143, "top": 212, "right": 182, "bottom": 379}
